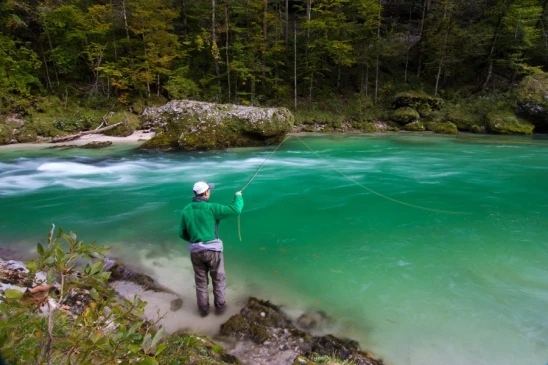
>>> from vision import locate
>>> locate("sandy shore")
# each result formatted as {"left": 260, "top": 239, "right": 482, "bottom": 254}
{"left": 0, "top": 130, "right": 156, "bottom": 150}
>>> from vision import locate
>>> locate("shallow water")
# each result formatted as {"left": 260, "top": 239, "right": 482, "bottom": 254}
{"left": 1, "top": 133, "right": 547, "bottom": 365}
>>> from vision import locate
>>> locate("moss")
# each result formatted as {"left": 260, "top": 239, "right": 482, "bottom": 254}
{"left": 402, "top": 121, "right": 425, "bottom": 131}
{"left": 445, "top": 110, "right": 483, "bottom": 131}
{"left": 486, "top": 111, "right": 534, "bottom": 134}
{"left": 424, "top": 121, "right": 458, "bottom": 134}
{"left": 392, "top": 107, "right": 420, "bottom": 124}
{"left": 417, "top": 103, "right": 432, "bottom": 117}
{"left": 351, "top": 121, "right": 379, "bottom": 132}
{"left": 393, "top": 91, "right": 443, "bottom": 110}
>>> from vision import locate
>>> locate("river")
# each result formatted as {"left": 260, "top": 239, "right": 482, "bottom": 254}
{"left": 1, "top": 133, "right": 547, "bottom": 365}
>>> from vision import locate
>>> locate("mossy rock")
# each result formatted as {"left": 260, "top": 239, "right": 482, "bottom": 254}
{"left": 446, "top": 110, "right": 483, "bottom": 131}
{"left": 392, "top": 107, "right": 420, "bottom": 124}
{"left": 104, "top": 111, "right": 141, "bottom": 137}
{"left": 516, "top": 73, "right": 548, "bottom": 131}
{"left": 402, "top": 121, "right": 425, "bottom": 131}
{"left": 485, "top": 111, "right": 534, "bottom": 134}
{"left": 141, "top": 100, "right": 293, "bottom": 150}
{"left": 424, "top": 121, "right": 458, "bottom": 134}
{"left": 393, "top": 91, "right": 443, "bottom": 110}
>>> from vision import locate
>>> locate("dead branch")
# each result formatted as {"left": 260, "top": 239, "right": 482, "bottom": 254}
{"left": 52, "top": 122, "right": 123, "bottom": 143}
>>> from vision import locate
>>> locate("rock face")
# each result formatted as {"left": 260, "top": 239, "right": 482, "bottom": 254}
{"left": 140, "top": 100, "right": 294, "bottom": 150}
{"left": 220, "top": 297, "right": 383, "bottom": 365}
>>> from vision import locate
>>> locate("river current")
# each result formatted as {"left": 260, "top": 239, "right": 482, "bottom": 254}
{"left": 1, "top": 133, "right": 547, "bottom": 365}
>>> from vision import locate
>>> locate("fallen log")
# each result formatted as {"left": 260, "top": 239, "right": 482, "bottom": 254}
{"left": 52, "top": 122, "right": 123, "bottom": 143}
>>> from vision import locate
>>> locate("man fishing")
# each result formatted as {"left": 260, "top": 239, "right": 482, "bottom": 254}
{"left": 179, "top": 181, "right": 244, "bottom": 317}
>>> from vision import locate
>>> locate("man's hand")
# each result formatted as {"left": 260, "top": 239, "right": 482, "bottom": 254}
{"left": 236, "top": 191, "right": 242, "bottom": 196}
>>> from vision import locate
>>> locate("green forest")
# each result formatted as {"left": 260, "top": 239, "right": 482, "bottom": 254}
{"left": 2, "top": 0, "right": 548, "bottom": 139}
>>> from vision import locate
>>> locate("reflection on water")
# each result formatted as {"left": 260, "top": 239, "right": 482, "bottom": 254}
{"left": 1, "top": 134, "right": 547, "bottom": 365}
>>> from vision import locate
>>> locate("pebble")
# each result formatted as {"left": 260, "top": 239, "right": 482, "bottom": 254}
{"left": 260, "top": 312, "right": 265, "bottom": 317}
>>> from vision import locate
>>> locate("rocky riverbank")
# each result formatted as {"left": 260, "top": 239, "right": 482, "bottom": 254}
{"left": 0, "top": 235, "right": 383, "bottom": 365}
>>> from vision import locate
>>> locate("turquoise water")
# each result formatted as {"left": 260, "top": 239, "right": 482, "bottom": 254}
{"left": 1, "top": 134, "right": 547, "bottom": 365}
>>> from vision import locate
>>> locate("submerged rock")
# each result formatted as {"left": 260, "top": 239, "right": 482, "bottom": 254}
{"left": 140, "top": 100, "right": 294, "bottom": 151}
{"left": 220, "top": 297, "right": 383, "bottom": 365}
{"left": 103, "top": 257, "right": 175, "bottom": 294}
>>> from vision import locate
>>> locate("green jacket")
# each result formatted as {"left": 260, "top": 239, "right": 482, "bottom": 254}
{"left": 179, "top": 194, "right": 244, "bottom": 243}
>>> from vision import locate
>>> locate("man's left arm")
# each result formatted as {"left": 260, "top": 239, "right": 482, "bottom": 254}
{"left": 211, "top": 192, "right": 243, "bottom": 219}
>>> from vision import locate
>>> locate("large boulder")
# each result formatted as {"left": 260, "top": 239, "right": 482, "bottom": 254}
{"left": 486, "top": 111, "right": 534, "bottom": 134}
{"left": 140, "top": 100, "right": 294, "bottom": 150}
{"left": 516, "top": 73, "right": 548, "bottom": 132}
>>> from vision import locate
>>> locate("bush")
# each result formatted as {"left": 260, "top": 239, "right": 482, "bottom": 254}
{"left": 0, "top": 123, "right": 14, "bottom": 144}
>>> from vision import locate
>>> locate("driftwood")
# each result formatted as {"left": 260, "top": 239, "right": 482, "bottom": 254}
{"left": 52, "top": 122, "right": 123, "bottom": 143}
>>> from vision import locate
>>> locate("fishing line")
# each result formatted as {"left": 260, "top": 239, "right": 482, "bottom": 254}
{"left": 238, "top": 136, "right": 291, "bottom": 240}
{"left": 295, "top": 135, "right": 469, "bottom": 215}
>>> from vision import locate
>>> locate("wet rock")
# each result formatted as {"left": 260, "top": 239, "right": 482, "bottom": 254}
{"left": 219, "top": 297, "right": 383, "bottom": 365}
{"left": 63, "top": 288, "right": 93, "bottom": 315}
{"left": 102, "top": 257, "right": 174, "bottom": 293}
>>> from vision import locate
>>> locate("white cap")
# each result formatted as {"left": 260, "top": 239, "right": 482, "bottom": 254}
{"left": 193, "top": 181, "right": 215, "bottom": 194}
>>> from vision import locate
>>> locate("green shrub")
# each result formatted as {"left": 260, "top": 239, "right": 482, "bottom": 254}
{"left": 0, "top": 123, "right": 14, "bottom": 144}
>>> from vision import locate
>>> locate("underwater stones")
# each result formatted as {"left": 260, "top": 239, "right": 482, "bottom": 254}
{"left": 103, "top": 258, "right": 174, "bottom": 293}
{"left": 296, "top": 310, "right": 330, "bottom": 331}
{"left": 486, "top": 111, "right": 534, "bottom": 134}
{"left": 140, "top": 100, "right": 294, "bottom": 150}
{"left": 170, "top": 298, "right": 183, "bottom": 312}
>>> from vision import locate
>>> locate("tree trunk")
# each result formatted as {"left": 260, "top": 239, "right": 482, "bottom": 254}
{"left": 482, "top": 0, "right": 507, "bottom": 90}
{"left": 374, "top": 1, "right": 381, "bottom": 105}
{"left": 435, "top": 0, "right": 450, "bottom": 96}
{"left": 212, "top": 0, "right": 221, "bottom": 79}
{"left": 294, "top": 20, "right": 297, "bottom": 109}
{"left": 121, "top": 0, "right": 134, "bottom": 69}
{"left": 225, "top": 0, "right": 231, "bottom": 101}
{"left": 263, "top": 0, "right": 268, "bottom": 80}
{"left": 285, "top": 0, "right": 289, "bottom": 45}
{"left": 417, "top": 0, "right": 431, "bottom": 78}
